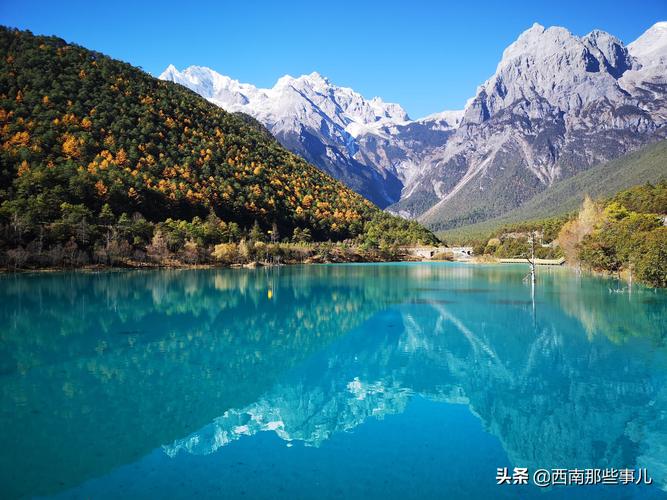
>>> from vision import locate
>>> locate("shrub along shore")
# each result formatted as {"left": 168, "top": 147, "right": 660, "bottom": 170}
{"left": 452, "top": 181, "right": 667, "bottom": 288}
{"left": 0, "top": 205, "right": 437, "bottom": 270}
{"left": 0, "top": 242, "right": 424, "bottom": 271}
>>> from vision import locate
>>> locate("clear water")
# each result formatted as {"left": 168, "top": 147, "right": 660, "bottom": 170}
{"left": 1, "top": 263, "right": 666, "bottom": 499}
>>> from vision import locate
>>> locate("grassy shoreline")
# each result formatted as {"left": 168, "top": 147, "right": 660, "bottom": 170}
{"left": 0, "top": 244, "right": 427, "bottom": 273}
{"left": 3, "top": 250, "right": 662, "bottom": 291}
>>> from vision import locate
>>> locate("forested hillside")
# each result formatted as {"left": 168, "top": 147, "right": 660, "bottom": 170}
{"left": 572, "top": 182, "right": 667, "bottom": 287}
{"left": 461, "top": 181, "right": 667, "bottom": 287}
{"left": 0, "top": 27, "right": 436, "bottom": 267}
{"left": 439, "top": 139, "right": 667, "bottom": 243}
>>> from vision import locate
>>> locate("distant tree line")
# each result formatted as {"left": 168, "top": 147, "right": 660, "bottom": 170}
{"left": 0, "top": 201, "right": 439, "bottom": 268}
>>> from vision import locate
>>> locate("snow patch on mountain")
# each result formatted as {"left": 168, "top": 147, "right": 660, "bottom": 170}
{"left": 159, "top": 66, "right": 410, "bottom": 132}
{"left": 629, "top": 21, "right": 667, "bottom": 67}
{"left": 160, "top": 21, "right": 667, "bottom": 227}
{"left": 159, "top": 64, "right": 461, "bottom": 207}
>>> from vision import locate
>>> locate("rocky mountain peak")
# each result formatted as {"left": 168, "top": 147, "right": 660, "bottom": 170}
{"left": 583, "top": 29, "right": 633, "bottom": 77}
{"left": 462, "top": 24, "right": 635, "bottom": 125}
{"left": 159, "top": 21, "right": 667, "bottom": 226}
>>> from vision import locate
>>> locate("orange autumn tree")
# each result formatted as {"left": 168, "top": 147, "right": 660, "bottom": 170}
{"left": 0, "top": 26, "right": 437, "bottom": 268}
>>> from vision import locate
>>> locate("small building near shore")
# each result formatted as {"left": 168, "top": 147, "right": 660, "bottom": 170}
{"left": 401, "top": 246, "right": 473, "bottom": 260}
{"left": 449, "top": 246, "right": 474, "bottom": 258}
{"left": 403, "top": 246, "right": 448, "bottom": 259}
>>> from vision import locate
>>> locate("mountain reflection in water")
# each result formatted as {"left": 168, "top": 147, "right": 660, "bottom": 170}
{"left": 0, "top": 264, "right": 665, "bottom": 499}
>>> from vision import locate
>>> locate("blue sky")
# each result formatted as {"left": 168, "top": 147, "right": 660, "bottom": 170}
{"left": 1, "top": 0, "right": 665, "bottom": 118}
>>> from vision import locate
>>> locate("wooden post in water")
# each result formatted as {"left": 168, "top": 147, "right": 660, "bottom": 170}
{"left": 529, "top": 231, "right": 536, "bottom": 286}
{"left": 528, "top": 231, "right": 536, "bottom": 323}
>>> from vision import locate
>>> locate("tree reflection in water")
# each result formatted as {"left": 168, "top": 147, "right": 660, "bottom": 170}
{"left": 0, "top": 264, "right": 665, "bottom": 498}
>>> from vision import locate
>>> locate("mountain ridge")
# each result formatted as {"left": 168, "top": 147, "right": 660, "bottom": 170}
{"left": 438, "top": 138, "right": 667, "bottom": 241}
{"left": 162, "top": 21, "right": 667, "bottom": 229}
{"left": 159, "top": 64, "right": 462, "bottom": 207}
{"left": 402, "top": 21, "right": 667, "bottom": 228}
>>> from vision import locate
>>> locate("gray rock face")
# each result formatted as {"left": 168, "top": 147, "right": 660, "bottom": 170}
{"left": 160, "top": 22, "right": 667, "bottom": 226}
{"left": 398, "top": 22, "right": 667, "bottom": 229}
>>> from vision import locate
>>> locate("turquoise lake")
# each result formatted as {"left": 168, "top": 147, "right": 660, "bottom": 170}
{"left": 1, "top": 263, "right": 666, "bottom": 499}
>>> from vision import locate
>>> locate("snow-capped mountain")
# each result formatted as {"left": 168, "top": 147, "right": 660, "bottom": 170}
{"left": 628, "top": 21, "right": 667, "bottom": 71}
{"left": 161, "top": 21, "right": 667, "bottom": 228}
{"left": 159, "top": 65, "right": 460, "bottom": 207}
{"left": 160, "top": 66, "right": 435, "bottom": 206}
{"left": 160, "top": 66, "right": 409, "bottom": 129}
